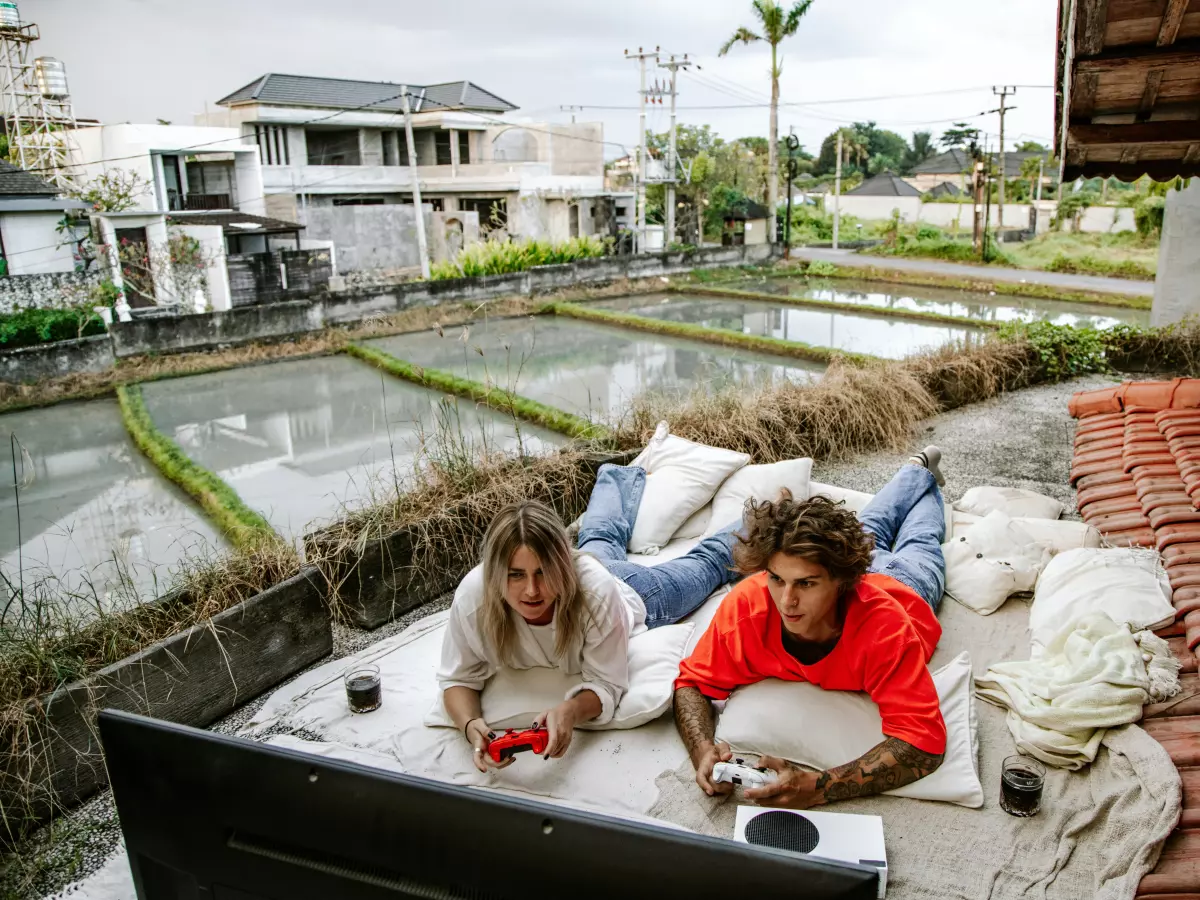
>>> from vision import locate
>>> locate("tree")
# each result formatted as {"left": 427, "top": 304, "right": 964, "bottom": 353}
{"left": 1016, "top": 140, "right": 1048, "bottom": 153}
{"left": 718, "top": 0, "right": 817, "bottom": 241}
{"left": 815, "top": 126, "right": 869, "bottom": 176}
{"left": 903, "top": 131, "right": 936, "bottom": 173}
{"left": 853, "top": 121, "right": 908, "bottom": 166}
{"left": 940, "top": 122, "right": 981, "bottom": 151}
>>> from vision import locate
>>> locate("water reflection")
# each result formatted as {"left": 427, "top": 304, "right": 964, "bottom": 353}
{"left": 0, "top": 400, "right": 224, "bottom": 607}
{"left": 596, "top": 295, "right": 981, "bottom": 360}
{"left": 742, "top": 276, "right": 1148, "bottom": 329}
{"left": 141, "top": 356, "right": 564, "bottom": 539}
{"left": 366, "top": 317, "right": 822, "bottom": 421}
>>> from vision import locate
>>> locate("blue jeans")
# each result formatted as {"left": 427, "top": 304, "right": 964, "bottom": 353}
{"left": 859, "top": 464, "right": 946, "bottom": 611}
{"left": 577, "top": 465, "right": 739, "bottom": 628}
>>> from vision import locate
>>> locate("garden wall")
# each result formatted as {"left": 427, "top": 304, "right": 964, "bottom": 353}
{"left": 0, "top": 334, "right": 114, "bottom": 383}
{"left": 0, "top": 271, "right": 100, "bottom": 314}
{"left": 93, "top": 242, "right": 776, "bottom": 360}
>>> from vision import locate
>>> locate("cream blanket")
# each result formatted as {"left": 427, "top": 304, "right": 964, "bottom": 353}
{"left": 976, "top": 612, "right": 1182, "bottom": 770}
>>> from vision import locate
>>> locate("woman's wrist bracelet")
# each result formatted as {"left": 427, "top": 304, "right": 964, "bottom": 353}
{"left": 464, "top": 717, "right": 484, "bottom": 740}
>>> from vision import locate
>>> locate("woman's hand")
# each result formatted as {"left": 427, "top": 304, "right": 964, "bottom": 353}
{"left": 534, "top": 702, "right": 579, "bottom": 759}
{"left": 465, "top": 719, "right": 514, "bottom": 774}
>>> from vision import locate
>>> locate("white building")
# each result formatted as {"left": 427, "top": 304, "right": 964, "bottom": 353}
{"left": 198, "top": 73, "right": 633, "bottom": 244}
{"left": 0, "top": 159, "right": 87, "bottom": 275}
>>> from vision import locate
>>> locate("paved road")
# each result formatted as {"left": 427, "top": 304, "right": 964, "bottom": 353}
{"left": 792, "top": 247, "right": 1154, "bottom": 297}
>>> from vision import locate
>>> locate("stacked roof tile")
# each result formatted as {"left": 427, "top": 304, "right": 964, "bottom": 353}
{"left": 1070, "top": 379, "right": 1200, "bottom": 898}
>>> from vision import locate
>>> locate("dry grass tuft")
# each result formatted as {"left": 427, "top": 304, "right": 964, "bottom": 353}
{"left": 615, "top": 361, "right": 939, "bottom": 463}
{"left": 902, "top": 336, "right": 1041, "bottom": 410}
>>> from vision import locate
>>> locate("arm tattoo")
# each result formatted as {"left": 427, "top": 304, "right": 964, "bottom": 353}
{"left": 673, "top": 687, "right": 717, "bottom": 762}
{"left": 812, "top": 737, "right": 944, "bottom": 804}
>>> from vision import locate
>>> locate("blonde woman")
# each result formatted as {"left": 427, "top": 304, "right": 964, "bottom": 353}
{"left": 438, "top": 464, "right": 739, "bottom": 772}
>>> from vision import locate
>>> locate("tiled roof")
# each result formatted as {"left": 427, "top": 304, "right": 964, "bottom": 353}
{"left": 0, "top": 159, "right": 58, "bottom": 196}
{"left": 216, "top": 74, "right": 517, "bottom": 114}
{"left": 847, "top": 171, "right": 922, "bottom": 197}
{"left": 166, "top": 211, "right": 303, "bottom": 234}
{"left": 1069, "top": 378, "right": 1200, "bottom": 897}
{"left": 912, "top": 148, "right": 1053, "bottom": 179}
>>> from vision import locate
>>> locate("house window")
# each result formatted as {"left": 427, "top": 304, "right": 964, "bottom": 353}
{"left": 569, "top": 203, "right": 580, "bottom": 238}
{"left": 382, "top": 131, "right": 398, "bottom": 167}
{"left": 459, "top": 197, "right": 508, "bottom": 232}
{"left": 458, "top": 131, "right": 471, "bottom": 165}
{"left": 435, "top": 132, "right": 452, "bottom": 166}
{"left": 253, "top": 125, "right": 290, "bottom": 166}
{"left": 332, "top": 196, "right": 385, "bottom": 206}
{"left": 306, "top": 129, "right": 361, "bottom": 166}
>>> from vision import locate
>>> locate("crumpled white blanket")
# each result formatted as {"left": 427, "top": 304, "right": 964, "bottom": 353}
{"left": 975, "top": 611, "right": 1181, "bottom": 770}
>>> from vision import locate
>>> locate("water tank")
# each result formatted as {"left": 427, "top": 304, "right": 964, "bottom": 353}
{"left": 0, "top": 2, "right": 19, "bottom": 29}
{"left": 34, "top": 57, "right": 69, "bottom": 99}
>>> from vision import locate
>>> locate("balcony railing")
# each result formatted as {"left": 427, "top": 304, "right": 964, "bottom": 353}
{"left": 167, "top": 191, "right": 233, "bottom": 211}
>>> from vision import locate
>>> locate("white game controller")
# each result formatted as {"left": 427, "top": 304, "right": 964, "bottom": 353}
{"left": 712, "top": 758, "right": 779, "bottom": 789}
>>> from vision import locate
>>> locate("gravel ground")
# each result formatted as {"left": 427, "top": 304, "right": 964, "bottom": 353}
{"left": 5, "top": 374, "right": 1119, "bottom": 899}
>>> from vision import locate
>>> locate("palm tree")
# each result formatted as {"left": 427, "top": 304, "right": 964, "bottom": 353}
{"left": 904, "top": 131, "right": 936, "bottom": 173}
{"left": 719, "top": 0, "right": 816, "bottom": 241}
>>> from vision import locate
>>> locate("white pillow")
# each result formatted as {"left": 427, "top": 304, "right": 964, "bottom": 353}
{"left": 715, "top": 652, "right": 982, "bottom": 807}
{"left": 1030, "top": 548, "right": 1174, "bottom": 649}
{"left": 955, "top": 486, "right": 1064, "bottom": 521}
{"left": 952, "top": 512, "right": 1102, "bottom": 554}
{"left": 672, "top": 504, "right": 713, "bottom": 542}
{"left": 425, "top": 623, "right": 694, "bottom": 731}
{"left": 808, "top": 481, "right": 874, "bottom": 515}
{"left": 703, "top": 458, "right": 813, "bottom": 537}
{"left": 629, "top": 425, "right": 750, "bottom": 555}
{"left": 943, "top": 511, "right": 1054, "bottom": 615}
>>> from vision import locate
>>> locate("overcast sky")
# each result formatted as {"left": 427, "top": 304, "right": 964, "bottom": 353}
{"left": 33, "top": 0, "right": 1059, "bottom": 158}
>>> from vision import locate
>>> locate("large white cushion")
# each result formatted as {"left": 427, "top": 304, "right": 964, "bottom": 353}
{"left": 1030, "top": 548, "right": 1174, "bottom": 649}
{"left": 955, "top": 486, "right": 1064, "bottom": 521}
{"left": 672, "top": 504, "right": 713, "bottom": 542}
{"left": 944, "top": 510, "right": 1053, "bottom": 616}
{"left": 809, "top": 481, "right": 874, "bottom": 515}
{"left": 952, "top": 512, "right": 1102, "bottom": 553}
{"left": 629, "top": 426, "right": 749, "bottom": 555}
{"left": 714, "top": 651, "right": 983, "bottom": 808}
{"left": 426, "top": 623, "right": 694, "bottom": 731}
{"left": 703, "top": 458, "right": 813, "bottom": 537}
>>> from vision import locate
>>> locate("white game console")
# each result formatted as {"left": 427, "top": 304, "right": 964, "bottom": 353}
{"left": 734, "top": 806, "right": 888, "bottom": 899}
{"left": 712, "top": 759, "right": 778, "bottom": 789}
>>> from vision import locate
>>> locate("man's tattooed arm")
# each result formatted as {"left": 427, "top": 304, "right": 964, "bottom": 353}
{"left": 747, "top": 736, "right": 944, "bottom": 809}
{"left": 673, "top": 686, "right": 718, "bottom": 762}
{"left": 813, "top": 737, "right": 944, "bottom": 803}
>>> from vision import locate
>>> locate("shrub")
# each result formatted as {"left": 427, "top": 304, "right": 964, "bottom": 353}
{"left": 1135, "top": 195, "right": 1166, "bottom": 238}
{"left": 916, "top": 224, "right": 943, "bottom": 241}
{"left": 0, "top": 308, "right": 106, "bottom": 349}
{"left": 1043, "top": 253, "right": 1155, "bottom": 281}
{"left": 430, "top": 237, "right": 609, "bottom": 280}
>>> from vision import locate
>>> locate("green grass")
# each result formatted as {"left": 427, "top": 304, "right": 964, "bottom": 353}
{"left": 342, "top": 343, "right": 611, "bottom": 442}
{"left": 116, "top": 384, "right": 277, "bottom": 548}
{"left": 541, "top": 301, "right": 877, "bottom": 366}
{"left": 680, "top": 284, "right": 1003, "bottom": 330}
{"left": 429, "top": 236, "right": 609, "bottom": 280}
{"left": 1004, "top": 232, "right": 1158, "bottom": 280}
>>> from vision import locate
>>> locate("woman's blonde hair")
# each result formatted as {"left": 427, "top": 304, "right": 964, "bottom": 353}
{"left": 480, "top": 500, "right": 588, "bottom": 666}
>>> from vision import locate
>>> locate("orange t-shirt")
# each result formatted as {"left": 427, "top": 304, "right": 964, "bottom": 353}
{"left": 675, "top": 572, "right": 946, "bottom": 755}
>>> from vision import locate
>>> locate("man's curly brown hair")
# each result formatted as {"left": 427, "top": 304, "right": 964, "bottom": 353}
{"left": 733, "top": 491, "right": 875, "bottom": 587}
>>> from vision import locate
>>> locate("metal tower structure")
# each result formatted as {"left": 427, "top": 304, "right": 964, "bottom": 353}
{"left": 0, "top": 13, "right": 80, "bottom": 190}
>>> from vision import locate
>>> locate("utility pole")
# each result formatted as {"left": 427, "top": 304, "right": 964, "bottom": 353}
{"left": 559, "top": 105, "right": 584, "bottom": 124}
{"left": 972, "top": 159, "right": 985, "bottom": 256}
{"left": 400, "top": 85, "right": 430, "bottom": 280}
{"left": 626, "top": 47, "right": 659, "bottom": 254}
{"left": 658, "top": 54, "right": 691, "bottom": 250}
{"left": 832, "top": 131, "right": 843, "bottom": 250}
{"left": 991, "top": 85, "right": 1016, "bottom": 232}
{"left": 784, "top": 130, "right": 798, "bottom": 258}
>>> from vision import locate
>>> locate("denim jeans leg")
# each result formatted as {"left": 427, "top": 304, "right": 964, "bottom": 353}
{"left": 576, "top": 464, "right": 645, "bottom": 564}
{"left": 603, "top": 530, "right": 738, "bottom": 629}
{"left": 862, "top": 464, "right": 946, "bottom": 610}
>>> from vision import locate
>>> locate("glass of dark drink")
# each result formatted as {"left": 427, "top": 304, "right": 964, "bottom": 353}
{"left": 344, "top": 664, "right": 382, "bottom": 714}
{"left": 1000, "top": 755, "right": 1045, "bottom": 817}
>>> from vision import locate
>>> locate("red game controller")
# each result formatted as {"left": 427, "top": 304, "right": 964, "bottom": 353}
{"left": 487, "top": 727, "right": 549, "bottom": 763}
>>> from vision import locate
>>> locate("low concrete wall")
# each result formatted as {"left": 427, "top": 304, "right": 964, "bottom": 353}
{"left": 0, "top": 567, "right": 330, "bottom": 843}
{"left": 0, "top": 270, "right": 101, "bottom": 314}
{"left": 45, "top": 243, "right": 778, "bottom": 365}
{"left": 0, "top": 334, "right": 114, "bottom": 383}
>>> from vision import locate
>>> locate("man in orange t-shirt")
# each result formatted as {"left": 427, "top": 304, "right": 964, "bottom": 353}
{"left": 674, "top": 449, "right": 948, "bottom": 809}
